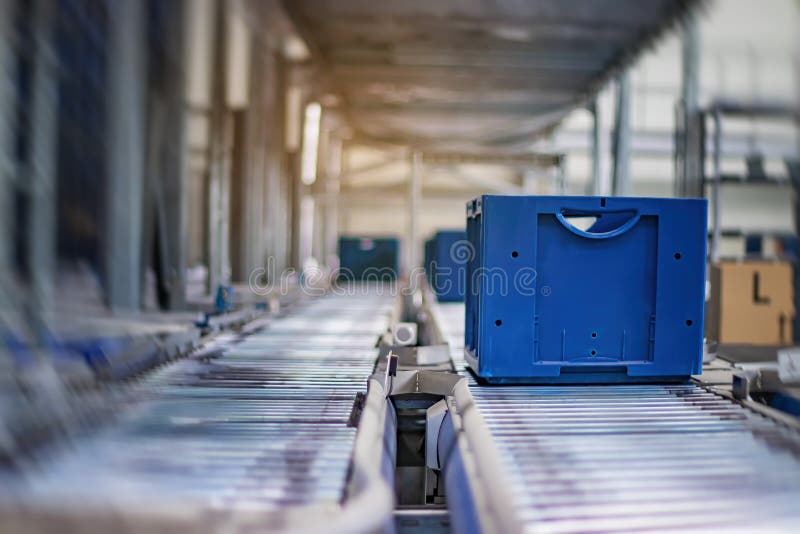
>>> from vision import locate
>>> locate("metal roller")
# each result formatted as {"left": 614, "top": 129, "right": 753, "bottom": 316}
{"left": 0, "top": 288, "right": 395, "bottom": 528}
{"left": 433, "top": 300, "right": 800, "bottom": 533}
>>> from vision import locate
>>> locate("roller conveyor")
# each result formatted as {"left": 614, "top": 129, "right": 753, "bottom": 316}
{"left": 0, "top": 288, "right": 395, "bottom": 531}
{"left": 434, "top": 301, "right": 800, "bottom": 533}
{"left": 469, "top": 382, "right": 800, "bottom": 532}
{"left": 4, "top": 292, "right": 800, "bottom": 533}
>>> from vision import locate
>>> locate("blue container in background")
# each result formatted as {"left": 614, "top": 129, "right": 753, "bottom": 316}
{"left": 424, "top": 237, "right": 436, "bottom": 286}
{"left": 338, "top": 236, "right": 399, "bottom": 281}
{"left": 465, "top": 195, "right": 708, "bottom": 383}
{"left": 425, "top": 230, "right": 468, "bottom": 302}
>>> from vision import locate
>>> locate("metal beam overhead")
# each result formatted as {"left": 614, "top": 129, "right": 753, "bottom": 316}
{"left": 341, "top": 154, "right": 404, "bottom": 185}
{"left": 446, "top": 168, "right": 523, "bottom": 195}
{"left": 422, "top": 151, "right": 562, "bottom": 168}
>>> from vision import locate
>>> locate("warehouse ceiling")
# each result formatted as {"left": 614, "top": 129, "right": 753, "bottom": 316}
{"left": 281, "top": 0, "right": 699, "bottom": 152}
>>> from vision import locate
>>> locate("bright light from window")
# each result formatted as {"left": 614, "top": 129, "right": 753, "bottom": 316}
{"left": 301, "top": 102, "right": 322, "bottom": 185}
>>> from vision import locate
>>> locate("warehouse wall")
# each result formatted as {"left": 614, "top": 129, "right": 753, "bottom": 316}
{"left": 337, "top": 146, "right": 527, "bottom": 271}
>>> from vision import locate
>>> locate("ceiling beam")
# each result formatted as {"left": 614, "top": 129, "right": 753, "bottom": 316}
{"left": 440, "top": 168, "right": 522, "bottom": 195}
{"left": 341, "top": 154, "right": 404, "bottom": 184}
{"left": 346, "top": 101, "right": 570, "bottom": 116}
{"left": 330, "top": 64, "right": 594, "bottom": 87}
{"left": 422, "top": 151, "right": 562, "bottom": 168}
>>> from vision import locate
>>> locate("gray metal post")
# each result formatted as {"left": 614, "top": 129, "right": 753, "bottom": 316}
{"left": 711, "top": 109, "right": 722, "bottom": 263}
{"left": 159, "top": 0, "right": 188, "bottom": 310}
{"left": 105, "top": 0, "right": 147, "bottom": 310}
{"left": 0, "top": 0, "right": 17, "bottom": 364}
{"left": 273, "top": 54, "right": 289, "bottom": 275}
{"left": 285, "top": 81, "right": 304, "bottom": 272}
{"left": 324, "top": 134, "right": 342, "bottom": 270}
{"left": 259, "top": 51, "right": 283, "bottom": 275}
{"left": 611, "top": 71, "right": 632, "bottom": 196}
{"left": 237, "top": 38, "right": 266, "bottom": 284}
{"left": 28, "top": 0, "right": 58, "bottom": 332}
{"left": 681, "top": 15, "right": 700, "bottom": 120}
{"left": 676, "top": 13, "right": 702, "bottom": 198}
{"left": 209, "top": 118, "right": 232, "bottom": 293}
{"left": 311, "top": 125, "right": 329, "bottom": 265}
{"left": 207, "top": 1, "right": 231, "bottom": 294}
{"left": 407, "top": 151, "right": 422, "bottom": 276}
{"left": 556, "top": 156, "right": 567, "bottom": 194}
{"left": 164, "top": 72, "right": 188, "bottom": 306}
{"left": 589, "top": 100, "right": 610, "bottom": 196}
{"left": 0, "top": 0, "right": 14, "bottom": 282}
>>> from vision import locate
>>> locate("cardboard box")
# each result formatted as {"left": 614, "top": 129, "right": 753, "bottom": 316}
{"left": 707, "top": 261, "right": 794, "bottom": 345}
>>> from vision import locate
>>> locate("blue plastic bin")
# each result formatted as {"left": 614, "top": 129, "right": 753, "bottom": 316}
{"left": 425, "top": 230, "right": 468, "bottom": 302}
{"left": 424, "top": 237, "right": 436, "bottom": 287}
{"left": 338, "top": 236, "right": 399, "bottom": 281}
{"left": 465, "top": 195, "right": 708, "bottom": 383}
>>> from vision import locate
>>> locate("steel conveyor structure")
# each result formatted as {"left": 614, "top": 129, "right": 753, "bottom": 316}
{"left": 433, "top": 301, "right": 800, "bottom": 533}
{"left": 0, "top": 288, "right": 397, "bottom": 533}
{"left": 2, "top": 291, "right": 800, "bottom": 533}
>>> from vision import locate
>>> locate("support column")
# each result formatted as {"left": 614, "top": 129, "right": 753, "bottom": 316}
{"left": 0, "top": 0, "right": 18, "bottom": 362}
{"left": 611, "top": 71, "right": 632, "bottom": 196}
{"left": 28, "top": 0, "right": 58, "bottom": 332}
{"left": 159, "top": 0, "right": 188, "bottom": 310}
{"left": 207, "top": 1, "right": 231, "bottom": 294}
{"left": 311, "top": 125, "right": 329, "bottom": 266}
{"left": 324, "top": 135, "right": 342, "bottom": 270}
{"left": 676, "top": 13, "right": 702, "bottom": 198}
{"left": 183, "top": 0, "right": 215, "bottom": 276}
{"left": 407, "top": 151, "right": 422, "bottom": 276}
{"left": 590, "top": 99, "right": 611, "bottom": 196}
{"left": 681, "top": 14, "right": 700, "bottom": 127}
{"left": 105, "top": 0, "right": 146, "bottom": 310}
{"left": 285, "top": 83, "right": 303, "bottom": 270}
{"left": 236, "top": 37, "right": 264, "bottom": 284}
{"left": 0, "top": 0, "right": 15, "bottom": 287}
{"left": 556, "top": 156, "right": 567, "bottom": 194}
{"left": 271, "top": 55, "right": 289, "bottom": 274}
{"left": 260, "top": 52, "right": 284, "bottom": 275}
{"left": 226, "top": 11, "right": 257, "bottom": 284}
{"left": 297, "top": 192, "right": 314, "bottom": 270}
{"left": 710, "top": 109, "right": 722, "bottom": 263}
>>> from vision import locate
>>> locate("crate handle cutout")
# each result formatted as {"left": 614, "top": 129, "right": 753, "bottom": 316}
{"left": 555, "top": 209, "right": 641, "bottom": 240}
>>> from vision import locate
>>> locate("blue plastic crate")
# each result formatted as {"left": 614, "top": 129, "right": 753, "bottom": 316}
{"left": 425, "top": 230, "right": 468, "bottom": 302}
{"left": 465, "top": 195, "right": 708, "bottom": 383}
{"left": 338, "top": 236, "right": 399, "bottom": 281}
{"left": 424, "top": 237, "right": 436, "bottom": 287}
